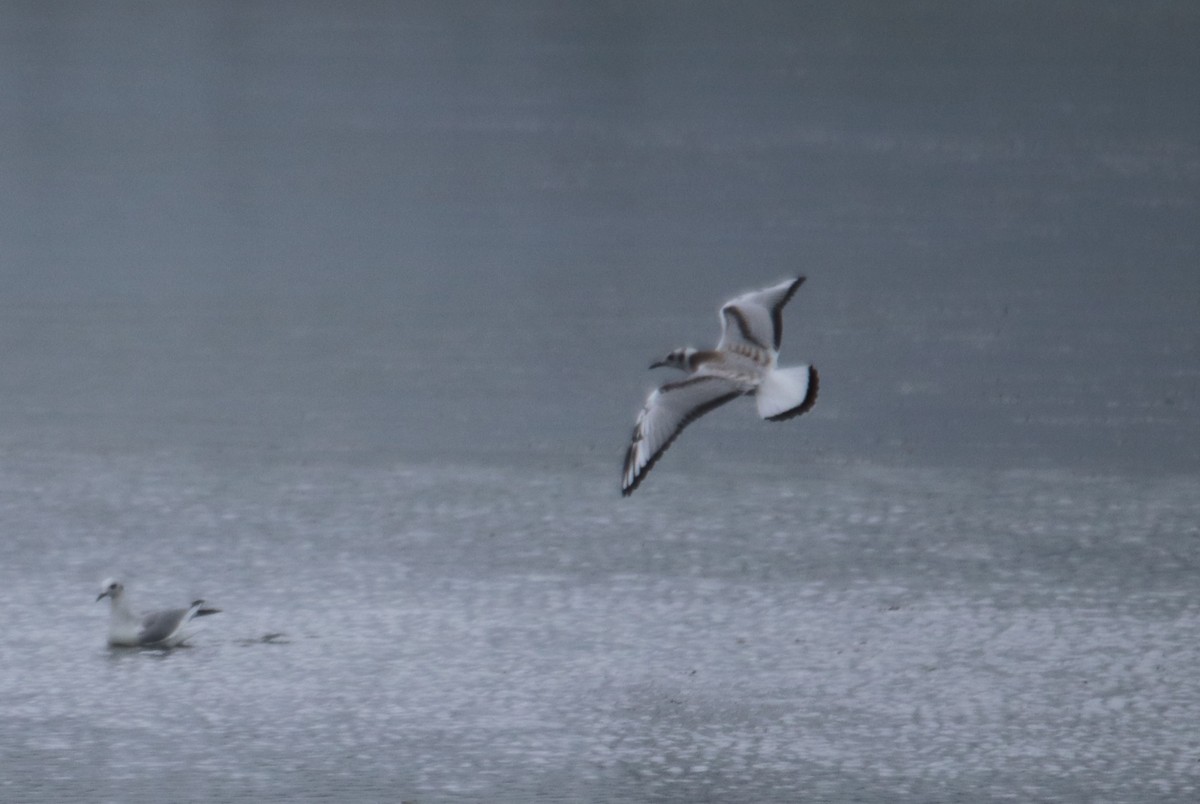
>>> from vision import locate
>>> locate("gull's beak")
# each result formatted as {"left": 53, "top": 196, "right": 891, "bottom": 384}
{"left": 649, "top": 359, "right": 667, "bottom": 370}
{"left": 96, "top": 590, "right": 109, "bottom": 602}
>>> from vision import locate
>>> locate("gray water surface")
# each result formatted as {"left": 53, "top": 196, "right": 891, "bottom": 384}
{"left": 4, "top": 457, "right": 1199, "bottom": 802}
{"left": 1, "top": 2, "right": 1198, "bottom": 802}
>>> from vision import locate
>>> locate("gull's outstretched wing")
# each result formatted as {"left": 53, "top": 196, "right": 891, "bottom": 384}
{"left": 622, "top": 374, "right": 744, "bottom": 496}
{"left": 717, "top": 276, "right": 805, "bottom": 354}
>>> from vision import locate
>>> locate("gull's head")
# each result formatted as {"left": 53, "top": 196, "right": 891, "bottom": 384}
{"left": 650, "top": 347, "right": 697, "bottom": 372}
{"left": 97, "top": 578, "right": 124, "bottom": 602}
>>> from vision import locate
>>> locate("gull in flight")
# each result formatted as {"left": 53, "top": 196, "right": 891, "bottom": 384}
{"left": 96, "top": 578, "right": 221, "bottom": 648}
{"left": 622, "top": 276, "right": 818, "bottom": 496}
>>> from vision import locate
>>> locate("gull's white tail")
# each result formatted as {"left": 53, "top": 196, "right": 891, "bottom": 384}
{"left": 755, "top": 365, "right": 819, "bottom": 421}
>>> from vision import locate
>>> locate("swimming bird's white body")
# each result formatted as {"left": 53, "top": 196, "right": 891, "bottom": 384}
{"left": 97, "top": 579, "right": 220, "bottom": 648}
{"left": 622, "top": 277, "right": 818, "bottom": 495}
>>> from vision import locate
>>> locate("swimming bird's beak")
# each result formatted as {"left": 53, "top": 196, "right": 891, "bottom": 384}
{"left": 649, "top": 359, "right": 667, "bottom": 370}
{"left": 96, "top": 590, "right": 108, "bottom": 602}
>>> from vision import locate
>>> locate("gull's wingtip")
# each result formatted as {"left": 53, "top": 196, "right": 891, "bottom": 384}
{"left": 773, "top": 276, "right": 804, "bottom": 294}
{"left": 190, "top": 599, "right": 222, "bottom": 617}
{"left": 783, "top": 275, "right": 806, "bottom": 299}
{"left": 621, "top": 444, "right": 641, "bottom": 496}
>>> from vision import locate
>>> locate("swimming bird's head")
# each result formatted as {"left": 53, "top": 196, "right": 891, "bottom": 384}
{"left": 97, "top": 578, "right": 124, "bottom": 602}
{"left": 650, "top": 347, "right": 698, "bottom": 372}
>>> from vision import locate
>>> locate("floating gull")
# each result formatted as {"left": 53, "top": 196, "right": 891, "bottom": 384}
{"left": 96, "top": 578, "right": 221, "bottom": 648}
{"left": 622, "top": 276, "right": 819, "bottom": 496}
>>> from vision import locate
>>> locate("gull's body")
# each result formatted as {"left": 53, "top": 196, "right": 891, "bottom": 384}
{"left": 96, "top": 579, "right": 220, "bottom": 648}
{"left": 622, "top": 276, "right": 819, "bottom": 495}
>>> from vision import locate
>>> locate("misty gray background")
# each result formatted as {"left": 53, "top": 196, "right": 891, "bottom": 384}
{"left": 1, "top": 2, "right": 1197, "bottom": 802}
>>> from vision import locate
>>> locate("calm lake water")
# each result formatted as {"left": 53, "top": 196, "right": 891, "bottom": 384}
{"left": 1, "top": 2, "right": 1197, "bottom": 802}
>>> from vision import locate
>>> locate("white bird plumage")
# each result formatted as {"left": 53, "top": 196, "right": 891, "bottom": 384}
{"left": 622, "top": 277, "right": 818, "bottom": 496}
{"left": 96, "top": 578, "right": 221, "bottom": 648}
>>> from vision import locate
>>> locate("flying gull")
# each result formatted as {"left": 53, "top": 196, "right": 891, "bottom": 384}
{"left": 622, "top": 276, "right": 818, "bottom": 495}
{"left": 96, "top": 578, "right": 221, "bottom": 648}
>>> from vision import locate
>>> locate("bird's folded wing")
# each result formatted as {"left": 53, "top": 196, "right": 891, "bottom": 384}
{"left": 717, "top": 276, "right": 804, "bottom": 353}
{"left": 622, "top": 374, "right": 744, "bottom": 495}
{"left": 138, "top": 608, "right": 188, "bottom": 645}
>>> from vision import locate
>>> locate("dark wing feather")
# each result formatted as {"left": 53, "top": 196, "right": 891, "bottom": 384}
{"left": 768, "top": 276, "right": 804, "bottom": 349}
{"left": 717, "top": 276, "right": 805, "bottom": 353}
{"left": 192, "top": 599, "right": 221, "bottom": 617}
{"left": 721, "top": 306, "right": 767, "bottom": 351}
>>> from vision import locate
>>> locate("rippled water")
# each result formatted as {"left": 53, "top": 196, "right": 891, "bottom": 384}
{"left": 2, "top": 456, "right": 1198, "bottom": 802}
{"left": 2, "top": 1, "right": 1197, "bottom": 802}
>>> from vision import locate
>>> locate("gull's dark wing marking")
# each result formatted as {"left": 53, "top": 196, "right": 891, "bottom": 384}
{"left": 622, "top": 374, "right": 744, "bottom": 496}
{"left": 717, "top": 276, "right": 805, "bottom": 353}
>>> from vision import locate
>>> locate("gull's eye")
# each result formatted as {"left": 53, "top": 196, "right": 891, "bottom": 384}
{"left": 109, "top": 582, "right": 118, "bottom": 590}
